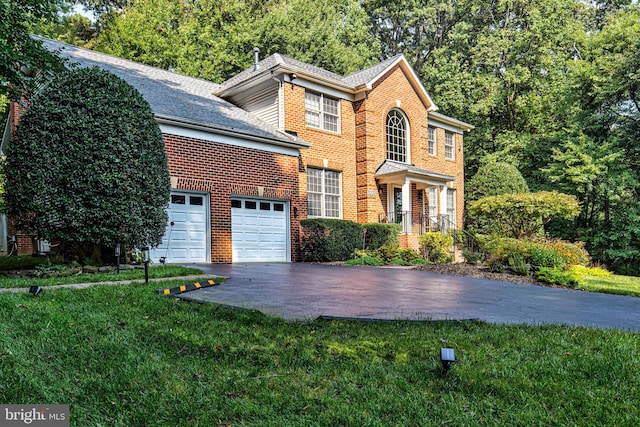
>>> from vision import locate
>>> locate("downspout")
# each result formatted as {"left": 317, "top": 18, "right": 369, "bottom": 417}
{"left": 271, "top": 72, "right": 283, "bottom": 131}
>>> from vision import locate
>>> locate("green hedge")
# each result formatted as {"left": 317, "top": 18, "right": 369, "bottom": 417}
{"left": 300, "top": 219, "right": 400, "bottom": 262}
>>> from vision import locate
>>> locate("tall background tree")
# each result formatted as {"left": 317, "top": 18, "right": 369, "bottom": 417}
{"left": 5, "top": 67, "right": 170, "bottom": 261}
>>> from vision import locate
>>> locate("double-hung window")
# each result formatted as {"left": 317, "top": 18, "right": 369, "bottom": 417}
{"left": 307, "top": 168, "right": 341, "bottom": 218}
{"left": 428, "top": 126, "right": 437, "bottom": 156}
{"left": 305, "top": 91, "right": 340, "bottom": 133}
{"left": 447, "top": 189, "right": 456, "bottom": 225}
{"left": 445, "top": 131, "right": 455, "bottom": 160}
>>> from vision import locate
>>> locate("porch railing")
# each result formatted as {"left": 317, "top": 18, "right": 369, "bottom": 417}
{"left": 378, "top": 211, "right": 477, "bottom": 252}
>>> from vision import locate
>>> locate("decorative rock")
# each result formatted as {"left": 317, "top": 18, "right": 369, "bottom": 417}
{"left": 82, "top": 265, "right": 99, "bottom": 274}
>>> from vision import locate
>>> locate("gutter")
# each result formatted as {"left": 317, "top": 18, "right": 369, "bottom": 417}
{"left": 154, "top": 114, "right": 312, "bottom": 150}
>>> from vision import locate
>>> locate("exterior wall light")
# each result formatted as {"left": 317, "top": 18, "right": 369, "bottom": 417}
{"left": 440, "top": 347, "right": 456, "bottom": 372}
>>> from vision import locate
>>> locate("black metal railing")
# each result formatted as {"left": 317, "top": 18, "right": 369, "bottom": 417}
{"left": 378, "top": 211, "right": 477, "bottom": 252}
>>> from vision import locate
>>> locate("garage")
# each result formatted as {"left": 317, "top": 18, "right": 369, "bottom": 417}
{"left": 150, "top": 192, "right": 209, "bottom": 263}
{"left": 231, "top": 197, "right": 289, "bottom": 262}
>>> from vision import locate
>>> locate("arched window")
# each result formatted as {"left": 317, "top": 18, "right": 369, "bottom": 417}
{"left": 386, "top": 109, "right": 408, "bottom": 163}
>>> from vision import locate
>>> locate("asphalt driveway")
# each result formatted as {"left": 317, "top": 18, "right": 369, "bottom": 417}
{"left": 178, "top": 263, "right": 640, "bottom": 331}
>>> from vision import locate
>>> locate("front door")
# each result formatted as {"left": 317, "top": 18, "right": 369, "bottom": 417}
{"left": 393, "top": 188, "right": 403, "bottom": 224}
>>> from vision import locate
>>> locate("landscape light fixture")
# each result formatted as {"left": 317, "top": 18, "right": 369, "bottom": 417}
{"left": 142, "top": 246, "right": 150, "bottom": 284}
{"left": 29, "top": 286, "right": 42, "bottom": 296}
{"left": 115, "top": 243, "right": 121, "bottom": 274}
{"left": 440, "top": 347, "right": 456, "bottom": 372}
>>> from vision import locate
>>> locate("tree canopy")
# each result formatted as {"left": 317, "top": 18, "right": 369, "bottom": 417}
{"left": 0, "top": 0, "right": 67, "bottom": 100}
{"left": 5, "top": 67, "right": 170, "bottom": 259}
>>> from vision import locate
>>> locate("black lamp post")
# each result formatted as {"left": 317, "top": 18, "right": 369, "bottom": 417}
{"left": 115, "top": 243, "right": 121, "bottom": 274}
{"left": 142, "top": 246, "right": 150, "bottom": 284}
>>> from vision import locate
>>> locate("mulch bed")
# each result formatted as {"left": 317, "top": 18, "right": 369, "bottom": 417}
{"left": 414, "top": 263, "right": 549, "bottom": 286}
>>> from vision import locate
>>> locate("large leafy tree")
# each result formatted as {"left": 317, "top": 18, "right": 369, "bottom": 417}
{"left": 0, "top": 0, "right": 67, "bottom": 100}
{"left": 544, "top": 5, "right": 640, "bottom": 273}
{"left": 5, "top": 67, "right": 170, "bottom": 260}
{"left": 93, "top": 0, "right": 380, "bottom": 82}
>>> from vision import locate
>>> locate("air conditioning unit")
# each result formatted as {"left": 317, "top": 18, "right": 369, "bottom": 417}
{"left": 34, "top": 239, "right": 51, "bottom": 255}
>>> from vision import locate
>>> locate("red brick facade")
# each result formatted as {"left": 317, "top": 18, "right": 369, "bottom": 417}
{"left": 281, "top": 63, "right": 467, "bottom": 248}
{"left": 163, "top": 133, "right": 303, "bottom": 262}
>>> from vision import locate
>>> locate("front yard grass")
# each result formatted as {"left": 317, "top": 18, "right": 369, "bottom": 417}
{"left": 1, "top": 282, "right": 638, "bottom": 426}
{"left": 579, "top": 273, "right": 640, "bottom": 298}
{"left": 0, "top": 265, "right": 205, "bottom": 289}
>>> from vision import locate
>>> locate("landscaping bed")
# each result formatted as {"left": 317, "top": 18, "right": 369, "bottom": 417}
{"left": 415, "top": 262, "right": 548, "bottom": 286}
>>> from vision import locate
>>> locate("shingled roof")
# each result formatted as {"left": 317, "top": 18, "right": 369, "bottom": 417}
{"left": 215, "top": 51, "right": 436, "bottom": 110}
{"left": 36, "top": 36, "right": 308, "bottom": 148}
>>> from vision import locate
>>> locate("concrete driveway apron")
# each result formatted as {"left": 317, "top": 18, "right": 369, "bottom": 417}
{"left": 178, "top": 263, "right": 640, "bottom": 331}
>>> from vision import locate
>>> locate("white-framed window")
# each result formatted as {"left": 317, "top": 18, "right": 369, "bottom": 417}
{"left": 305, "top": 91, "right": 340, "bottom": 133}
{"left": 428, "top": 187, "right": 438, "bottom": 221}
{"left": 386, "top": 109, "right": 408, "bottom": 163}
{"left": 447, "top": 188, "right": 456, "bottom": 225}
{"left": 307, "top": 167, "right": 341, "bottom": 218}
{"left": 428, "top": 126, "right": 437, "bottom": 156}
{"left": 445, "top": 131, "right": 455, "bottom": 160}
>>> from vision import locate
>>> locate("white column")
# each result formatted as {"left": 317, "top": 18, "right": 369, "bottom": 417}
{"left": 402, "top": 179, "right": 411, "bottom": 233}
{"left": 439, "top": 185, "right": 448, "bottom": 216}
{"left": 439, "top": 185, "right": 448, "bottom": 232}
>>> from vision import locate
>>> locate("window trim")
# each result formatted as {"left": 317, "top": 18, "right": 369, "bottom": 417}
{"left": 386, "top": 108, "right": 410, "bottom": 163}
{"left": 428, "top": 126, "right": 437, "bottom": 156}
{"left": 307, "top": 167, "right": 342, "bottom": 219}
{"left": 305, "top": 91, "right": 341, "bottom": 133}
{"left": 447, "top": 188, "right": 456, "bottom": 226}
{"left": 445, "top": 131, "right": 455, "bottom": 160}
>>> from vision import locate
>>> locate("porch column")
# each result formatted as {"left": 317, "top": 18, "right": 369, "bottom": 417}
{"left": 402, "top": 179, "right": 411, "bottom": 233}
{"left": 439, "top": 185, "right": 449, "bottom": 232}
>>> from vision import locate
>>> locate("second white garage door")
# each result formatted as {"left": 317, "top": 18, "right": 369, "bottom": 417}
{"left": 231, "top": 198, "right": 289, "bottom": 262}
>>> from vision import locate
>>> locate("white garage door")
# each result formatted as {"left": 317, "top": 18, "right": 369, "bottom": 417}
{"left": 232, "top": 198, "right": 289, "bottom": 262}
{"left": 150, "top": 192, "right": 209, "bottom": 263}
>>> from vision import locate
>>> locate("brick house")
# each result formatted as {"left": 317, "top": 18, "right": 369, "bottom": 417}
{"left": 2, "top": 38, "right": 472, "bottom": 263}
{"left": 215, "top": 50, "right": 473, "bottom": 251}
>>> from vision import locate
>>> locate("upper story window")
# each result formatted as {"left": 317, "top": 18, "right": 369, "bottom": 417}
{"left": 428, "top": 126, "right": 437, "bottom": 156}
{"left": 386, "top": 109, "right": 408, "bottom": 163}
{"left": 305, "top": 91, "right": 340, "bottom": 133}
{"left": 307, "top": 167, "right": 341, "bottom": 218}
{"left": 445, "top": 131, "right": 455, "bottom": 160}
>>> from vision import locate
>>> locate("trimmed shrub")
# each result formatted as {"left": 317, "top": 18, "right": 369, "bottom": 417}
{"left": 466, "top": 162, "right": 529, "bottom": 203}
{"left": 482, "top": 237, "right": 532, "bottom": 264}
{"left": 419, "top": 232, "right": 453, "bottom": 264}
{"left": 362, "top": 223, "right": 401, "bottom": 249}
{"left": 462, "top": 249, "right": 485, "bottom": 265}
{"left": 529, "top": 245, "right": 566, "bottom": 269}
{"left": 468, "top": 191, "right": 581, "bottom": 239}
{"left": 300, "top": 219, "right": 361, "bottom": 262}
{"left": 536, "top": 267, "right": 581, "bottom": 287}
{"left": 375, "top": 244, "right": 400, "bottom": 263}
{"left": 541, "top": 240, "right": 590, "bottom": 267}
{"left": 300, "top": 219, "right": 401, "bottom": 262}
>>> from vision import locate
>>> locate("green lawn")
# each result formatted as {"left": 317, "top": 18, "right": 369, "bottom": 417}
{"left": 1, "top": 282, "right": 638, "bottom": 426}
{"left": 580, "top": 273, "right": 640, "bottom": 298}
{"left": 0, "top": 264, "right": 205, "bottom": 289}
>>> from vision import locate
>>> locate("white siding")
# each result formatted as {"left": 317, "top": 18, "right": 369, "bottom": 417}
{"left": 234, "top": 84, "right": 279, "bottom": 129}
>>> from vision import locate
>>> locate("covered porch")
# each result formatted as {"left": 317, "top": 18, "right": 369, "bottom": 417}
{"left": 375, "top": 160, "right": 458, "bottom": 237}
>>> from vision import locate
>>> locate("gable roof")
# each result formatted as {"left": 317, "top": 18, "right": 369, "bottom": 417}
{"left": 35, "top": 36, "right": 309, "bottom": 149}
{"left": 215, "top": 52, "right": 437, "bottom": 110}
{"left": 375, "top": 160, "right": 456, "bottom": 183}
